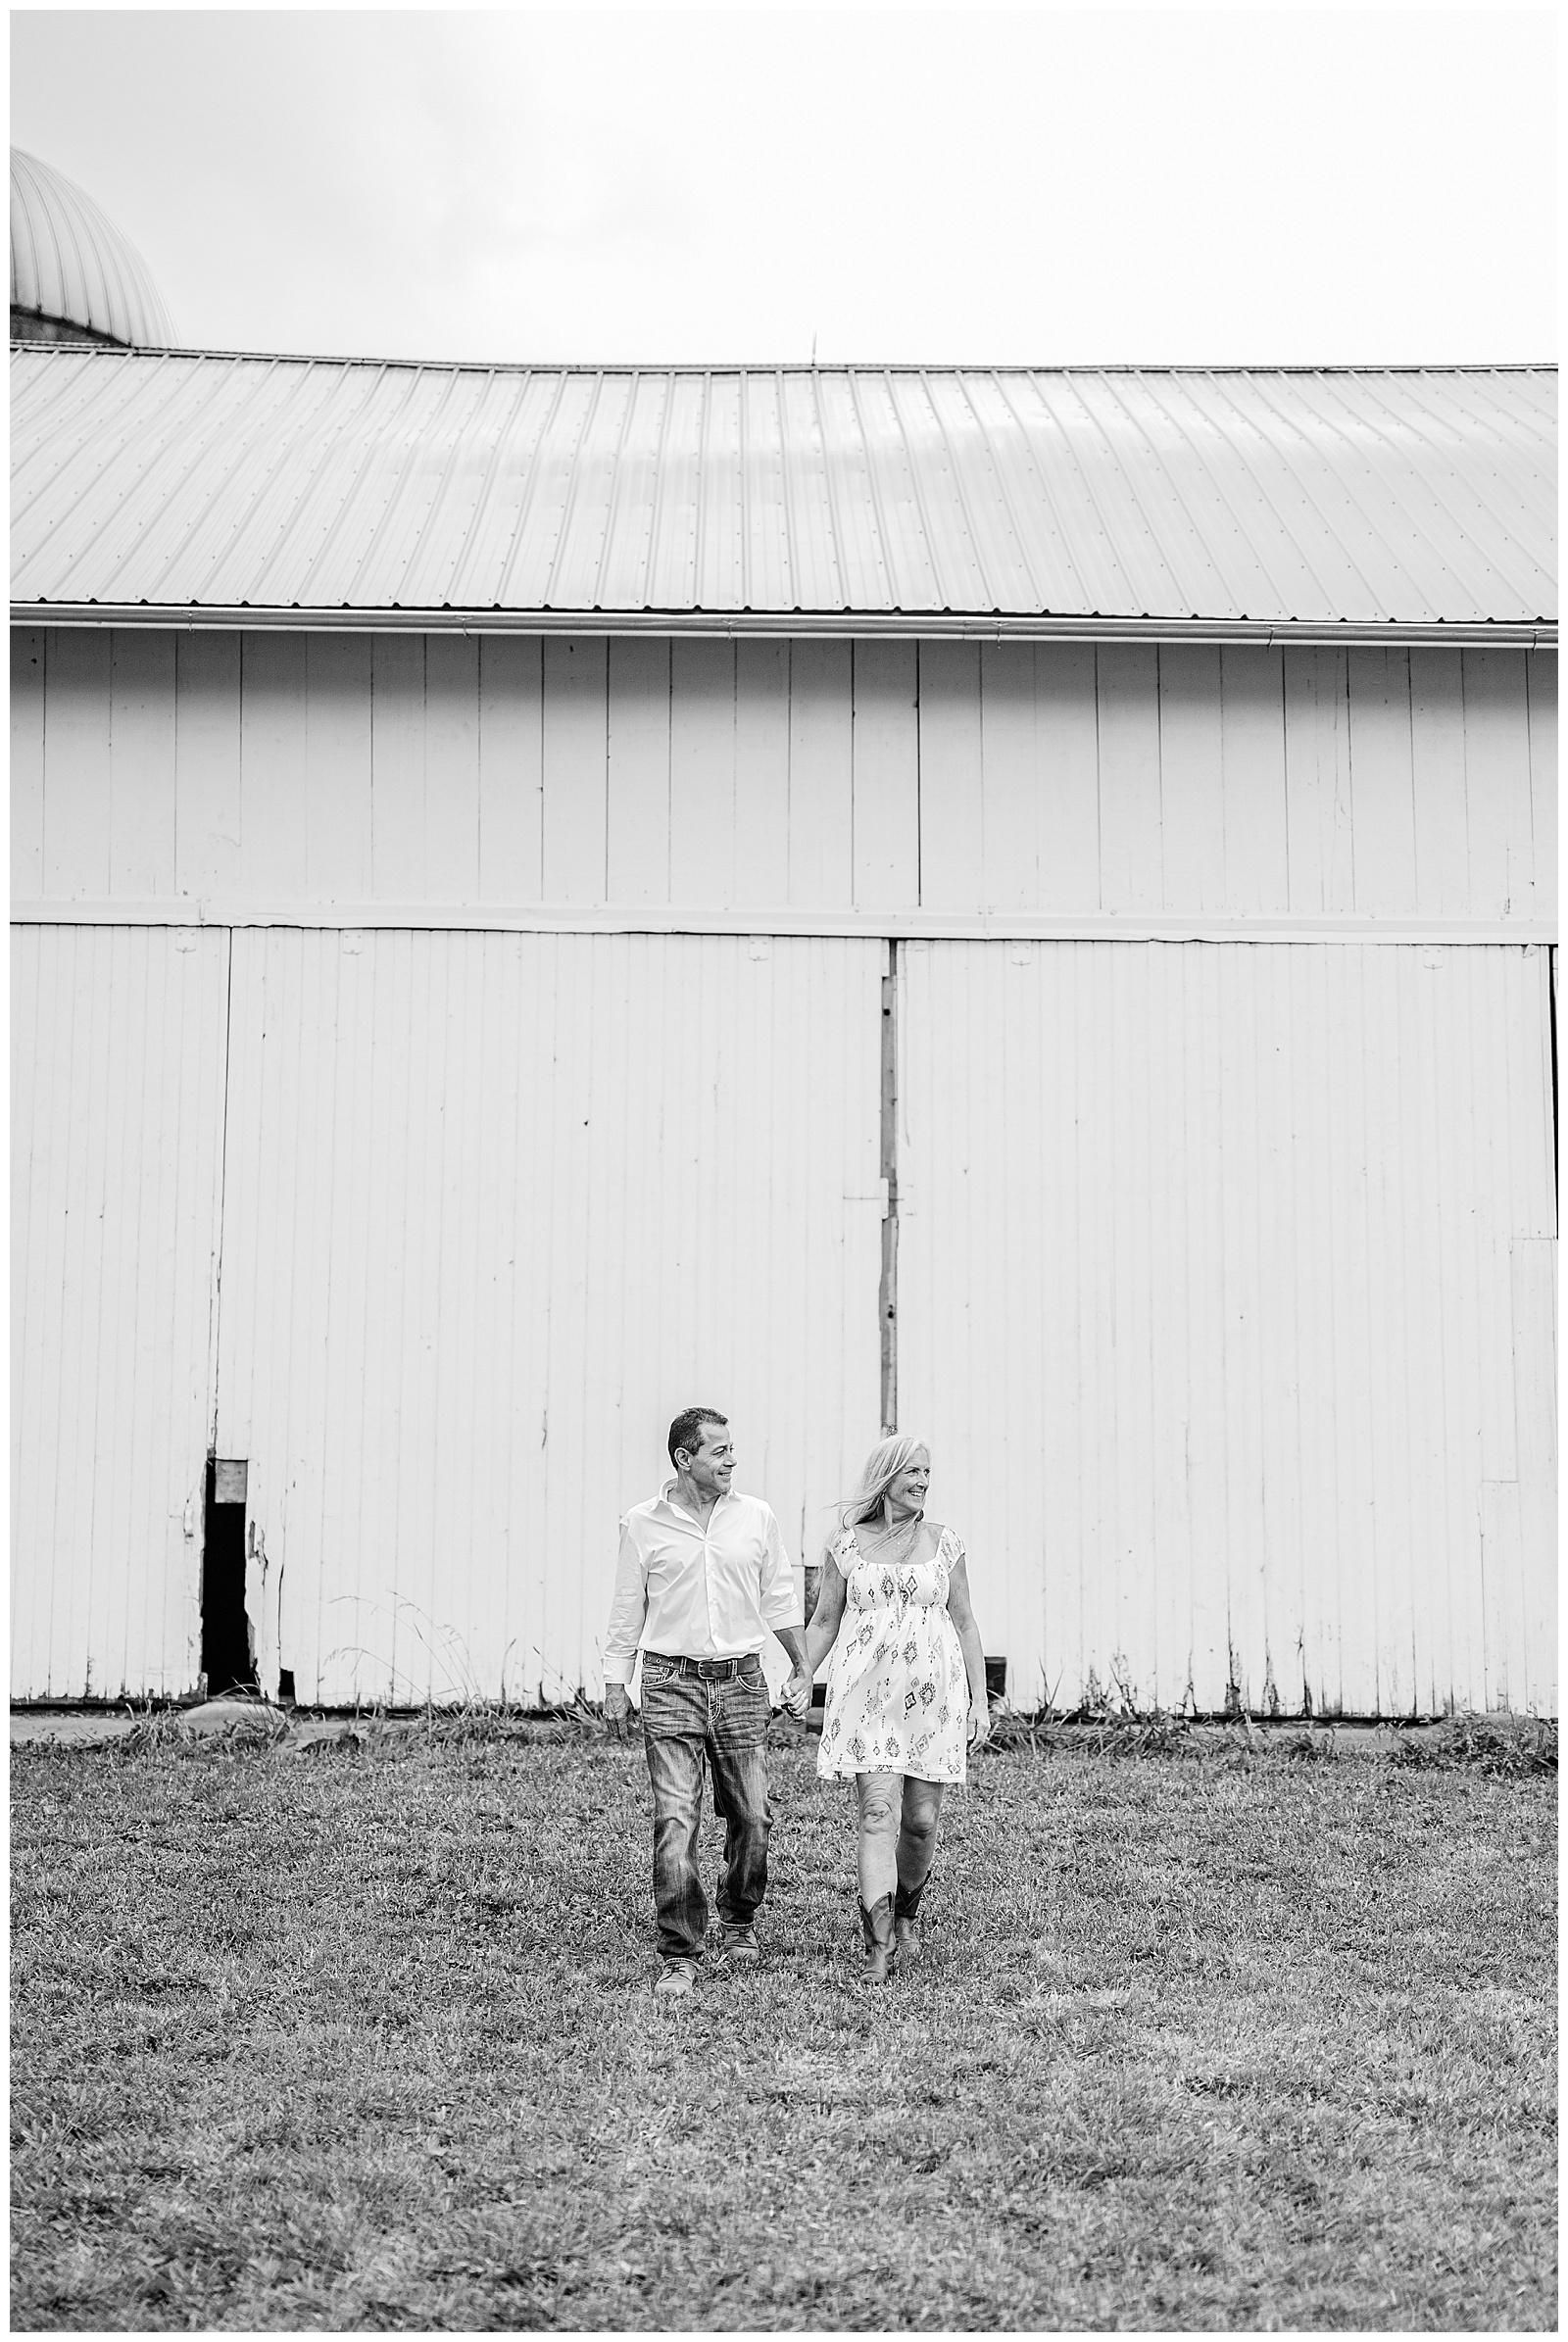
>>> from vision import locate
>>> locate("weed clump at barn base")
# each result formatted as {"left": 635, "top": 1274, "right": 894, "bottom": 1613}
{"left": 1388, "top": 1711, "right": 1557, "bottom": 1776}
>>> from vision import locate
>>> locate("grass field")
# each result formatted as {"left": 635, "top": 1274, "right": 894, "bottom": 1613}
{"left": 10, "top": 1717, "right": 1557, "bottom": 2331}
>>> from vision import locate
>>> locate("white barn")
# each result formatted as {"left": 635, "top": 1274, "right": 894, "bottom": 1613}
{"left": 10, "top": 341, "right": 1557, "bottom": 1719}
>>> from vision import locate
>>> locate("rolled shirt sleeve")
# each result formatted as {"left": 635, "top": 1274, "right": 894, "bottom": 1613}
{"left": 603, "top": 1516, "right": 651, "bottom": 1685}
{"left": 758, "top": 1504, "right": 804, "bottom": 1632}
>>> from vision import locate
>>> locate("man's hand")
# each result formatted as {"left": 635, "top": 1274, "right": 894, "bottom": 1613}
{"left": 781, "top": 1667, "right": 812, "bottom": 1721}
{"left": 604, "top": 1682, "right": 632, "bottom": 1739}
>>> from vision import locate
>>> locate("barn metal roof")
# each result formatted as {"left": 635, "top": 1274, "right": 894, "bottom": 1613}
{"left": 10, "top": 150, "right": 178, "bottom": 350}
{"left": 10, "top": 347, "right": 1555, "bottom": 641}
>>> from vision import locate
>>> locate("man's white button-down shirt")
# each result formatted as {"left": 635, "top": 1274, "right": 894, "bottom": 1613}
{"left": 603, "top": 1480, "right": 802, "bottom": 1685}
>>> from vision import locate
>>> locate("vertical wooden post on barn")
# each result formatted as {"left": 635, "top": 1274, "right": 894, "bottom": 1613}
{"left": 880, "top": 941, "right": 900, "bottom": 1439}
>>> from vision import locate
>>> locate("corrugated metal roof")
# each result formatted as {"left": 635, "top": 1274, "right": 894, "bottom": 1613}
{"left": 10, "top": 149, "right": 177, "bottom": 349}
{"left": 10, "top": 347, "right": 1554, "bottom": 635}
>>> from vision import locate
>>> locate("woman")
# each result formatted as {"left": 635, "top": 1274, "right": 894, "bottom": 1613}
{"left": 803, "top": 1435, "right": 990, "bottom": 1981}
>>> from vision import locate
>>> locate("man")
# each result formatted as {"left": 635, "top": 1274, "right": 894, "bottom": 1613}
{"left": 605, "top": 1407, "right": 811, "bottom": 1999}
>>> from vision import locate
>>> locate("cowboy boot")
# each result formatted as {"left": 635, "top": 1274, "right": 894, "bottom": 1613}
{"left": 893, "top": 1871, "right": 931, "bottom": 1961}
{"left": 858, "top": 1892, "right": 896, "bottom": 1983}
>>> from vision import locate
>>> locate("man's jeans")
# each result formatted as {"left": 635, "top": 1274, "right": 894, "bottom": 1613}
{"left": 640, "top": 1655, "right": 771, "bottom": 1966}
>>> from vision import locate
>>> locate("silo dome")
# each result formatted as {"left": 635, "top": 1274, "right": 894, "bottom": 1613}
{"left": 10, "top": 147, "right": 177, "bottom": 348}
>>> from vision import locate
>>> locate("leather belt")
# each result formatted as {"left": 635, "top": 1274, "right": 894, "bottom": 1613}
{"left": 646, "top": 1651, "right": 760, "bottom": 1682}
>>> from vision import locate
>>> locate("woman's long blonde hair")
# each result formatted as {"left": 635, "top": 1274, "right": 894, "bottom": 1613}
{"left": 841, "top": 1433, "right": 930, "bottom": 1529}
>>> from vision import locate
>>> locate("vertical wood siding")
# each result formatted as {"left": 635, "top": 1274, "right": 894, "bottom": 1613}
{"left": 214, "top": 931, "right": 885, "bottom": 1704}
{"left": 607, "top": 638, "right": 670, "bottom": 903}
{"left": 11, "top": 629, "right": 46, "bottom": 898}
{"left": 10, "top": 925, "right": 229, "bottom": 1697}
{"left": 10, "top": 915, "right": 1555, "bottom": 1716}
{"left": 896, "top": 940, "right": 1557, "bottom": 1718}
{"left": 15, "top": 632, "right": 1555, "bottom": 927}
{"left": 175, "top": 633, "right": 243, "bottom": 900}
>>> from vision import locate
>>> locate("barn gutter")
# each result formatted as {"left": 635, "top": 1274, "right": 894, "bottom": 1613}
{"left": 11, "top": 603, "right": 1557, "bottom": 650}
{"left": 12, "top": 901, "right": 1556, "bottom": 948}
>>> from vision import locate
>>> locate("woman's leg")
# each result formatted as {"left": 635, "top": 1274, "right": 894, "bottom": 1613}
{"left": 896, "top": 1777, "right": 944, "bottom": 1902}
{"left": 895, "top": 1778, "right": 944, "bottom": 1948}
{"left": 855, "top": 1772, "right": 902, "bottom": 1979}
{"left": 856, "top": 1772, "right": 902, "bottom": 1907}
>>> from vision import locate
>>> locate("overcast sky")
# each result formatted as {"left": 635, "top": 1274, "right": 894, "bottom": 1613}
{"left": 10, "top": 7, "right": 1557, "bottom": 367}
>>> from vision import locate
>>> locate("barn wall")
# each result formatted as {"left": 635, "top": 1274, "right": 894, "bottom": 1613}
{"left": 897, "top": 939, "right": 1558, "bottom": 1719}
{"left": 11, "top": 925, "right": 886, "bottom": 1703}
{"left": 10, "top": 621, "right": 1558, "bottom": 1717}
{"left": 214, "top": 928, "right": 885, "bottom": 1706}
{"left": 11, "top": 630, "right": 1556, "bottom": 930}
{"left": 10, "top": 916, "right": 1556, "bottom": 1714}
{"left": 11, "top": 925, "right": 229, "bottom": 1698}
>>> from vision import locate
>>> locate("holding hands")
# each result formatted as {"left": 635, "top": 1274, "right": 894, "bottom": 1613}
{"left": 781, "top": 1666, "right": 813, "bottom": 1721}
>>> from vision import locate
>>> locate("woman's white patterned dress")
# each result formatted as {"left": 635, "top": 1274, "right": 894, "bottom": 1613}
{"left": 816, "top": 1523, "right": 970, "bottom": 1783}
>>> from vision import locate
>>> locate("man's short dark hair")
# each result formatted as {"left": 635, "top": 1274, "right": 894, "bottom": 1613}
{"left": 668, "top": 1407, "right": 728, "bottom": 1468}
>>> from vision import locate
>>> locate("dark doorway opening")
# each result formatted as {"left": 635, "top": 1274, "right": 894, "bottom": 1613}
{"left": 201, "top": 1457, "right": 256, "bottom": 1695}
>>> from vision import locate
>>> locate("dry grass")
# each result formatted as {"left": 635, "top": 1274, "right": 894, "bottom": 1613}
{"left": 11, "top": 1724, "right": 1557, "bottom": 2330}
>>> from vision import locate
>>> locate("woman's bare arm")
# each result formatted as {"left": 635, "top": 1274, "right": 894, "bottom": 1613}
{"left": 804, "top": 1553, "right": 850, "bottom": 1677}
{"left": 945, "top": 1548, "right": 991, "bottom": 1749}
